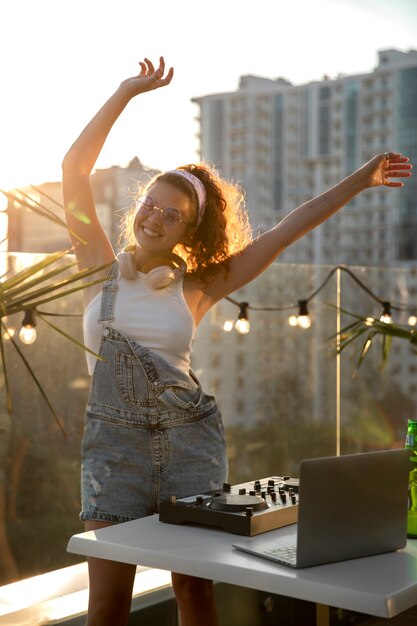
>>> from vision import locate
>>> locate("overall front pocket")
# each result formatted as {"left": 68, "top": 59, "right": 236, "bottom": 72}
{"left": 115, "top": 351, "right": 151, "bottom": 405}
{"left": 157, "top": 382, "right": 203, "bottom": 410}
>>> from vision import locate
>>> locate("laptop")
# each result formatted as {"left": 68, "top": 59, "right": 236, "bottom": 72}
{"left": 233, "top": 449, "right": 409, "bottom": 568}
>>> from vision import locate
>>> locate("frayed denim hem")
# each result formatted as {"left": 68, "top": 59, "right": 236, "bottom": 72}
{"left": 79, "top": 510, "right": 140, "bottom": 524}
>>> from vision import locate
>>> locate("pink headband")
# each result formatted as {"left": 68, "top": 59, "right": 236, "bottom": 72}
{"left": 167, "top": 170, "right": 206, "bottom": 227}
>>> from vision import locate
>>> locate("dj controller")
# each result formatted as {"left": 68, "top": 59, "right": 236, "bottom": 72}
{"left": 159, "top": 475, "right": 299, "bottom": 536}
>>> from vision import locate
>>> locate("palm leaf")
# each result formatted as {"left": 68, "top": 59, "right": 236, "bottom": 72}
{"left": 0, "top": 257, "right": 110, "bottom": 431}
{"left": 338, "top": 326, "right": 369, "bottom": 353}
{"left": 331, "top": 303, "right": 417, "bottom": 373}
{"left": 6, "top": 277, "right": 107, "bottom": 315}
{"left": 3, "top": 189, "right": 87, "bottom": 243}
{"left": 37, "top": 313, "right": 105, "bottom": 361}
{"left": 381, "top": 334, "right": 392, "bottom": 371}
{"left": 8, "top": 189, "right": 65, "bottom": 225}
{"left": 351, "top": 332, "right": 376, "bottom": 378}
{"left": 338, "top": 318, "right": 366, "bottom": 335}
{"left": 3, "top": 262, "right": 110, "bottom": 314}
{"left": 4, "top": 258, "right": 107, "bottom": 299}
{"left": 5, "top": 329, "right": 66, "bottom": 436}
{"left": 31, "top": 184, "right": 92, "bottom": 225}
{"left": 1, "top": 250, "right": 70, "bottom": 291}
{"left": 6, "top": 268, "right": 93, "bottom": 310}
{"left": 0, "top": 321, "right": 12, "bottom": 413}
{"left": 0, "top": 191, "right": 111, "bottom": 434}
{"left": 3, "top": 261, "right": 78, "bottom": 301}
{"left": 359, "top": 334, "right": 374, "bottom": 361}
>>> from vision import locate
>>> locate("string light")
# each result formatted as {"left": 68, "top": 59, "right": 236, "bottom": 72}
{"left": 19, "top": 309, "right": 37, "bottom": 344}
{"left": 297, "top": 300, "right": 312, "bottom": 329}
{"left": 288, "top": 301, "right": 312, "bottom": 329}
{"left": 379, "top": 301, "right": 393, "bottom": 324}
{"left": 288, "top": 314, "right": 298, "bottom": 327}
{"left": 2, "top": 317, "right": 15, "bottom": 340}
{"left": 235, "top": 302, "right": 250, "bottom": 334}
{"left": 223, "top": 266, "right": 416, "bottom": 336}
{"left": 3, "top": 327, "right": 15, "bottom": 340}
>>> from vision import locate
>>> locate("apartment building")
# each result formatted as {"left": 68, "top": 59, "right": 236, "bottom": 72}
{"left": 192, "top": 48, "right": 417, "bottom": 268}
{"left": 192, "top": 49, "right": 417, "bottom": 419}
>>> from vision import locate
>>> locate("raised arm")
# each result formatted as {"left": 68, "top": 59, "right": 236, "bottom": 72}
{"left": 203, "top": 152, "right": 412, "bottom": 305}
{"left": 62, "top": 57, "right": 174, "bottom": 273}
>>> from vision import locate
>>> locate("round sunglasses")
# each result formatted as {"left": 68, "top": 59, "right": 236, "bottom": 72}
{"left": 135, "top": 195, "right": 194, "bottom": 228}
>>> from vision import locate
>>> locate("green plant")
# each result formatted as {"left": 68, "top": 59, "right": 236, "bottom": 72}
{"left": 334, "top": 307, "right": 417, "bottom": 376}
{"left": 0, "top": 188, "right": 109, "bottom": 434}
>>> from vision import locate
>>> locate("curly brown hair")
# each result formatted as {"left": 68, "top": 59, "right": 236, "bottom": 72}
{"left": 119, "top": 161, "right": 253, "bottom": 284}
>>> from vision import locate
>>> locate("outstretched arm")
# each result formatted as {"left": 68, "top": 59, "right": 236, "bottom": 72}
{"left": 62, "top": 57, "right": 173, "bottom": 271}
{"left": 202, "top": 152, "right": 412, "bottom": 306}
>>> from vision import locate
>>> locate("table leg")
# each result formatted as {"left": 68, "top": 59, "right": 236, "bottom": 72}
{"left": 316, "top": 603, "right": 330, "bottom": 626}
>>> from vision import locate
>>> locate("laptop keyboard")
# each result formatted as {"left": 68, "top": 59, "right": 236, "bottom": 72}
{"left": 264, "top": 544, "right": 297, "bottom": 563}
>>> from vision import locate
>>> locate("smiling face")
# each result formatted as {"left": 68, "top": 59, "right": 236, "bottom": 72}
{"left": 133, "top": 181, "right": 196, "bottom": 257}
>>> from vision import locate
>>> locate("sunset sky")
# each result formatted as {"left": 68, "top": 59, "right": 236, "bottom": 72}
{"left": 0, "top": 0, "right": 416, "bottom": 190}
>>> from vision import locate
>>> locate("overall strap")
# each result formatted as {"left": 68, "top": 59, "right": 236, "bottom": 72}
{"left": 98, "top": 260, "right": 119, "bottom": 324}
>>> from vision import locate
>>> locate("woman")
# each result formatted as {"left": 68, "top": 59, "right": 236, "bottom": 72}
{"left": 62, "top": 56, "right": 412, "bottom": 626}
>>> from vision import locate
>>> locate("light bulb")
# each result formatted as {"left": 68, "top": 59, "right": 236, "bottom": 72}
{"left": 235, "top": 302, "right": 250, "bottom": 334}
{"left": 19, "top": 309, "right": 37, "bottom": 344}
{"left": 223, "top": 320, "right": 234, "bottom": 332}
{"left": 408, "top": 315, "right": 417, "bottom": 327}
{"left": 379, "top": 314, "right": 392, "bottom": 324}
{"left": 235, "top": 318, "right": 250, "bottom": 334}
{"left": 365, "top": 317, "right": 375, "bottom": 326}
{"left": 296, "top": 300, "right": 311, "bottom": 329}
{"left": 19, "top": 326, "right": 37, "bottom": 344}
{"left": 380, "top": 302, "right": 392, "bottom": 324}
{"left": 3, "top": 326, "right": 15, "bottom": 340}
{"left": 298, "top": 315, "right": 312, "bottom": 330}
{"left": 288, "top": 315, "right": 298, "bottom": 327}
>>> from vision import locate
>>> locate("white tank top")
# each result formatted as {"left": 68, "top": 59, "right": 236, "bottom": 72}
{"left": 83, "top": 271, "right": 196, "bottom": 375}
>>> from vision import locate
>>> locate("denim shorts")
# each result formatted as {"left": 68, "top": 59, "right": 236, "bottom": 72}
{"left": 80, "top": 327, "right": 228, "bottom": 523}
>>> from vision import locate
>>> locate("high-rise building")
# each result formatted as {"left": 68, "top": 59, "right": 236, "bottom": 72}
{"left": 192, "top": 49, "right": 417, "bottom": 426}
{"left": 192, "top": 48, "right": 417, "bottom": 268}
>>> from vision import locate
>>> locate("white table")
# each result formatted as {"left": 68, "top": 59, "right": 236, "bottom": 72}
{"left": 67, "top": 515, "right": 417, "bottom": 621}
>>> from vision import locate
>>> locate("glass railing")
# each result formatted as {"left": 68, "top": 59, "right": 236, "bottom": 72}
{"left": 1, "top": 252, "right": 416, "bottom": 585}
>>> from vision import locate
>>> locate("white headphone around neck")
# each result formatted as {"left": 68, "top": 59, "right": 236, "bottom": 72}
{"left": 118, "top": 246, "right": 187, "bottom": 290}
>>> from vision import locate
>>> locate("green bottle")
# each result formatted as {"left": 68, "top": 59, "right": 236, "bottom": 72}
{"left": 405, "top": 419, "right": 417, "bottom": 538}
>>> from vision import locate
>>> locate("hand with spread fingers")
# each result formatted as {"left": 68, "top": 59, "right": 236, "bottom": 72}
{"left": 360, "top": 152, "right": 412, "bottom": 188}
{"left": 121, "top": 56, "right": 174, "bottom": 97}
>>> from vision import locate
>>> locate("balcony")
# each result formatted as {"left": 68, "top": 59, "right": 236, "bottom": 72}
{"left": 0, "top": 252, "right": 416, "bottom": 624}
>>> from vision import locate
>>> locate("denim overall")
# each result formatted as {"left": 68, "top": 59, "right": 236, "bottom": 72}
{"left": 80, "top": 262, "right": 228, "bottom": 523}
